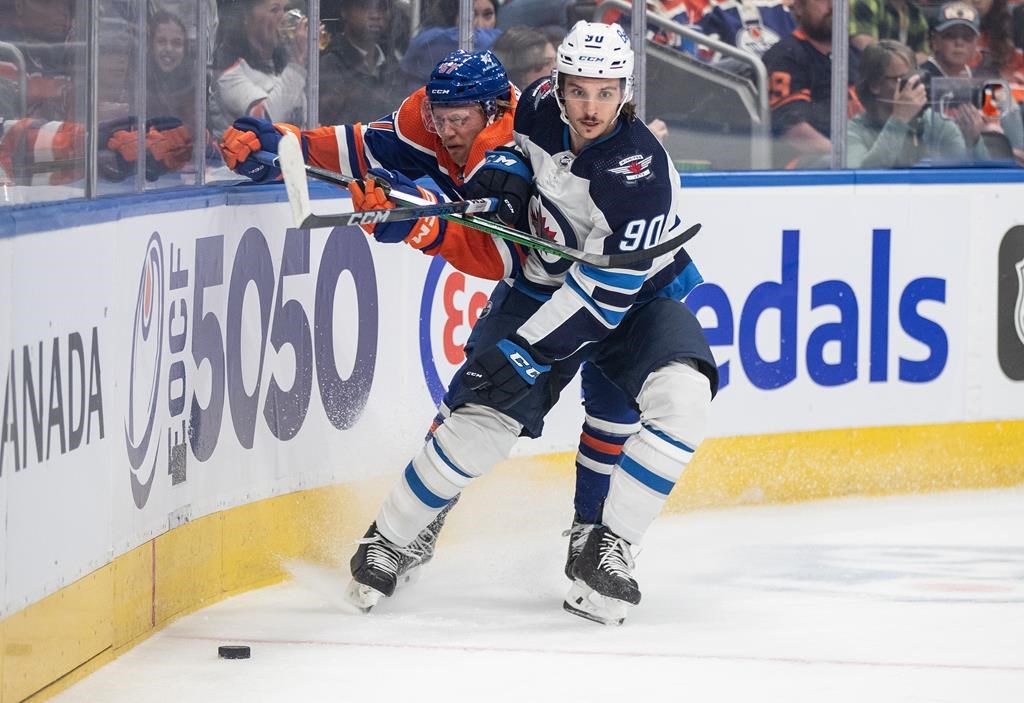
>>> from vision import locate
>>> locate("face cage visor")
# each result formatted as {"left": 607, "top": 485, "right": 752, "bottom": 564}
{"left": 421, "top": 97, "right": 498, "bottom": 135}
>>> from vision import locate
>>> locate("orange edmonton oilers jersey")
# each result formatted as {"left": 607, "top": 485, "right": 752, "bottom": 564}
{"left": 288, "top": 87, "right": 524, "bottom": 281}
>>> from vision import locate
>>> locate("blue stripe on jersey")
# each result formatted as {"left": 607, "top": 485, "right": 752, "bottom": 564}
{"left": 643, "top": 423, "right": 696, "bottom": 453}
{"left": 578, "top": 264, "right": 646, "bottom": 291}
{"left": 585, "top": 424, "right": 631, "bottom": 445}
{"left": 404, "top": 463, "right": 449, "bottom": 508}
{"left": 344, "top": 128, "right": 363, "bottom": 176}
{"left": 657, "top": 261, "right": 704, "bottom": 302}
{"left": 566, "top": 274, "right": 627, "bottom": 326}
{"left": 432, "top": 438, "right": 473, "bottom": 478}
{"left": 619, "top": 454, "right": 675, "bottom": 495}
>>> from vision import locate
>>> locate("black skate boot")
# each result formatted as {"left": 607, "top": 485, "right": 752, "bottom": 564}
{"left": 346, "top": 522, "right": 411, "bottom": 611}
{"left": 564, "top": 525, "right": 640, "bottom": 625}
{"left": 345, "top": 496, "right": 460, "bottom": 612}
{"left": 561, "top": 513, "right": 596, "bottom": 580}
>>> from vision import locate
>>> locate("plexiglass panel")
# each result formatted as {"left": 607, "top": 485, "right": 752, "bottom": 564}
{"left": 146, "top": 0, "right": 202, "bottom": 189}
{"left": 0, "top": 0, "right": 89, "bottom": 204}
{"left": 95, "top": 1, "right": 145, "bottom": 196}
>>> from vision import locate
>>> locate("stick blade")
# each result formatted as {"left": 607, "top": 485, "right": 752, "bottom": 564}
{"left": 277, "top": 132, "right": 312, "bottom": 227}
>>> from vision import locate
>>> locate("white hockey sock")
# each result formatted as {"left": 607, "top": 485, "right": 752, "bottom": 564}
{"left": 603, "top": 361, "right": 711, "bottom": 545}
{"left": 376, "top": 403, "right": 521, "bottom": 546}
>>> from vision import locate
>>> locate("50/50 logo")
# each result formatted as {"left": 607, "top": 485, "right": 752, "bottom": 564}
{"left": 126, "top": 226, "right": 378, "bottom": 509}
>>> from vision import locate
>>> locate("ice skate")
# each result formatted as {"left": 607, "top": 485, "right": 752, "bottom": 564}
{"left": 346, "top": 497, "right": 458, "bottom": 612}
{"left": 561, "top": 513, "right": 596, "bottom": 579}
{"left": 564, "top": 525, "right": 640, "bottom": 625}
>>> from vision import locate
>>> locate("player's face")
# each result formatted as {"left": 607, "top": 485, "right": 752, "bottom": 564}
{"left": 562, "top": 76, "right": 622, "bottom": 146}
{"left": 933, "top": 26, "right": 978, "bottom": 70}
{"left": 431, "top": 104, "right": 488, "bottom": 167}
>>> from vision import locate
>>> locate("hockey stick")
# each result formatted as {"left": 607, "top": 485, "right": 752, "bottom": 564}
{"left": 257, "top": 144, "right": 500, "bottom": 228}
{"left": 259, "top": 135, "right": 701, "bottom": 268}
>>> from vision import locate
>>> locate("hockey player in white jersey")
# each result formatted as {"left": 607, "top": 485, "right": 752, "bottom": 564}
{"left": 348, "top": 21, "right": 718, "bottom": 625}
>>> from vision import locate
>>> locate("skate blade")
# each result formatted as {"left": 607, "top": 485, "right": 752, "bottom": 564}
{"left": 344, "top": 579, "right": 386, "bottom": 613}
{"left": 562, "top": 580, "right": 630, "bottom": 626}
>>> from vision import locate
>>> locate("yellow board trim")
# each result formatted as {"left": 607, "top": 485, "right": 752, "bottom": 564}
{"left": 3, "top": 421, "right": 1023, "bottom": 702}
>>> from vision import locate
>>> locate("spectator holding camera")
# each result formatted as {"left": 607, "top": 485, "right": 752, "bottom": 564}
{"left": 208, "top": 0, "right": 307, "bottom": 141}
{"left": 848, "top": 40, "right": 977, "bottom": 166}
{"left": 919, "top": 1, "right": 1023, "bottom": 158}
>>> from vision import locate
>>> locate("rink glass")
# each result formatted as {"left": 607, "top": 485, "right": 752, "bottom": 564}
{"left": 2, "top": 0, "right": 1023, "bottom": 207}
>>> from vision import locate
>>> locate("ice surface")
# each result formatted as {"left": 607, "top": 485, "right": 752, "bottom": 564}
{"left": 53, "top": 488, "right": 1024, "bottom": 703}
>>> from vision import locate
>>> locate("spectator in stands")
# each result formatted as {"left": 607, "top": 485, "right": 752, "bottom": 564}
{"left": 144, "top": 11, "right": 195, "bottom": 178}
{"left": 763, "top": 0, "right": 862, "bottom": 167}
{"left": 0, "top": 0, "right": 79, "bottom": 122}
{"left": 490, "top": 25, "right": 556, "bottom": 90}
{"left": 148, "top": 11, "right": 194, "bottom": 125}
{"left": 208, "top": 0, "right": 308, "bottom": 141}
{"left": 497, "top": 0, "right": 601, "bottom": 38}
{"left": 968, "top": 0, "right": 1024, "bottom": 87}
{"left": 850, "top": 0, "right": 931, "bottom": 61}
{"left": 920, "top": 2, "right": 984, "bottom": 79}
{"left": 697, "top": 0, "right": 797, "bottom": 58}
{"left": 398, "top": 0, "right": 502, "bottom": 90}
{"left": 319, "top": 0, "right": 404, "bottom": 124}
{"left": 600, "top": 0, "right": 706, "bottom": 54}
{"left": 848, "top": 39, "right": 980, "bottom": 165}
{"left": 148, "top": 0, "right": 219, "bottom": 60}
{"left": 920, "top": 1, "right": 1023, "bottom": 159}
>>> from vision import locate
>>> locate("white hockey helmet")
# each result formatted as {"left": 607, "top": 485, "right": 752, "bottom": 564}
{"left": 552, "top": 21, "right": 635, "bottom": 126}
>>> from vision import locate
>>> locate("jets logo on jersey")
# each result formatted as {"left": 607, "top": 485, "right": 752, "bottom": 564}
{"left": 608, "top": 154, "right": 653, "bottom": 182}
{"left": 531, "top": 79, "right": 554, "bottom": 107}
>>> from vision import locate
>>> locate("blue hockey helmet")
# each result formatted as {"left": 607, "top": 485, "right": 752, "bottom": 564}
{"left": 426, "top": 49, "right": 511, "bottom": 121}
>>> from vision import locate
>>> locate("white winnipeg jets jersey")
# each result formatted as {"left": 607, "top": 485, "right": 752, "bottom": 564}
{"left": 511, "top": 79, "right": 702, "bottom": 361}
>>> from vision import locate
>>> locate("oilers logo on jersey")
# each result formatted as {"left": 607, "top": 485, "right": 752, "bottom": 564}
{"left": 736, "top": 24, "right": 781, "bottom": 56}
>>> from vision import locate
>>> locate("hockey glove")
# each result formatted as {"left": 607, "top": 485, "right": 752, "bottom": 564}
{"left": 466, "top": 146, "right": 533, "bottom": 228}
{"left": 347, "top": 167, "right": 445, "bottom": 250}
{"left": 145, "top": 116, "right": 193, "bottom": 179}
{"left": 220, "top": 116, "right": 302, "bottom": 182}
{"left": 461, "top": 334, "right": 551, "bottom": 410}
{"left": 99, "top": 116, "right": 139, "bottom": 182}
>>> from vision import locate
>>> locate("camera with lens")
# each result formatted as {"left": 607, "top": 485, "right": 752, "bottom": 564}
{"left": 898, "top": 68, "right": 931, "bottom": 95}
{"left": 930, "top": 77, "right": 1010, "bottom": 118}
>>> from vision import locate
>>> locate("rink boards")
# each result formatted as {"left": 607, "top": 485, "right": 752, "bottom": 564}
{"left": 1, "top": 171, "right": 1024, "bottom": 701}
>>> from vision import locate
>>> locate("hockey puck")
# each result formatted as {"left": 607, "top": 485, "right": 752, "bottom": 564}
{"left": 218, "top": 645, "right": 251, "bottom": 659}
